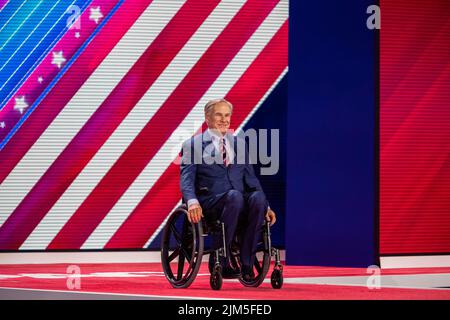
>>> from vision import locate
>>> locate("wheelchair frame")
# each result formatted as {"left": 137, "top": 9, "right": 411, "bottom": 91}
{"left": 161, "top": 204, "right": 283, "bottom": 290}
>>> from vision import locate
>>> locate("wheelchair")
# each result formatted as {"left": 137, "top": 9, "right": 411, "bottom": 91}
{"left": 161, "top": 203, "right": 284, "bottom": 290}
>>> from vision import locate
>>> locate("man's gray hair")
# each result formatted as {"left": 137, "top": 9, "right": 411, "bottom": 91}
{"left": 204, "top": 98, "right": 233, "bottom": 116}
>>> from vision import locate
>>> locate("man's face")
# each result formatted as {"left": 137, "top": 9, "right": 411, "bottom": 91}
{"left": 206, "top": 102, "right": 231, "bottom": 135}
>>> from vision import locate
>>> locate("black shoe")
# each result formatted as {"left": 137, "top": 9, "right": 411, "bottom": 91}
{"left": 222, "top": 265, "right": 241, "bottom": 279}
{"left": 241, "top": 265, "right": 255, "bottom": 282}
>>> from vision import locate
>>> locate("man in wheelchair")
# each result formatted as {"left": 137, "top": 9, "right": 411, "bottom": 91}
{"left": 180, "top": 98, "right": 277, "bottom": 282}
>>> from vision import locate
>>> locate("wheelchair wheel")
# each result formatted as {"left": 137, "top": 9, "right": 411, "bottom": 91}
{"left": 210, "top": 265, "right": 223, "bottom": 290}
{"left": 270, "top": 268, "right": 283, "bottom": 289}
{"left": 239, "top": 252, "right": 270, "bottom": 287}
{"left": 230, "top": 242, "right": 271, "bottom": 288}
{"left": 161, "top": 205, "right": 204, "bottom": 288}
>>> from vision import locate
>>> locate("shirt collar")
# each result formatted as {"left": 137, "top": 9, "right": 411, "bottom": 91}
{"left": 207, "top": 128, "right": 226, "bottom": 141}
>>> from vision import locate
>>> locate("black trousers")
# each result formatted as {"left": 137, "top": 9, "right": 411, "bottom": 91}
{"left": 203, "top": 189, "right": 267, "bottom": 268}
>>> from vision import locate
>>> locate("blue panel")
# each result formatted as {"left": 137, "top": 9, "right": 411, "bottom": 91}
{"left": 0, "top": 0, "right": 47, "bottom": 56}
{"left": 286, "top": 0, "right": 378, "bottom": 267}
{"left": 0, "top": 1, "right": 28, "bottom": 31}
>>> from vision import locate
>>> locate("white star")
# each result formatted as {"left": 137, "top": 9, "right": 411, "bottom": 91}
{"left": 14, "top": 96, "right": 28, "bottom": 114}
{"left": 52, "top": 51, "right": 66, "bottom": 68}
{"left": 75, "top": 32, "right": 80, "bottom": 38}
{"left": 89, "top": 6, "right": 103, "bottom": 24}
{"left": 38, "top": 76, "right": 43, "bottom": 83}
{"left": 0, "top": 121, "right": 5, "bottom": 129}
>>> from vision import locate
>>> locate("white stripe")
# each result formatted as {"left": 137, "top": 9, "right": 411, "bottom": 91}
{"left": 0, "top": 286, "right": 229, "bottom": 300}
{"left": 0, "top": 0, "right": 26, "bottom": 33}
{"left": 21, "top": 0, "right": 246, "bottom": 250}
{"left": 0, "top": 0, "right": 64, "bottom": 72}
{"left": 0, "top": 0, "right": 186, "bottom": 228}
{"left": 280, "top": 273, "right": 450, "bottom": 290}
{"left": 0, "top": 0, "right": 43, "bottom": 51}
{"left": 381, "top": 255, "right": 450, "bottom": 269}
{"left": 0, "top": 251, "right": 163, "bottom": 264}
{"left": 83, "top": 0, "right": 289, "bottom": 249}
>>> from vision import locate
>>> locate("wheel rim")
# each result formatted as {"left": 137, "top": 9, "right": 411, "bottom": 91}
{"left": 230, "top": 245, "right": 270, "bottom": 287}
{"left": 161, "top": 207, "right": 203, "bottom": 288}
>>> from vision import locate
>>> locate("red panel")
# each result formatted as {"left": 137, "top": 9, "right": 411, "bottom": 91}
{"left": 380, "top": 0, "right": 450, "bottom": 254}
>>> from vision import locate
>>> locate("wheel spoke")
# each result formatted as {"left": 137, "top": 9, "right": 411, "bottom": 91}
{"left": 168, "top": 247, "right": 181, "bottom": 262}
{"left": 254, "top": 257, "right": 262, "bottom": 274}
{"left": 177, "top": 251, "right": 186, "bottom": 280}
{"left": 170, "top": 224, "right": 182, "bottom": 244}
{"left": 181, "top": 246, "right": 192, "bottom": 263}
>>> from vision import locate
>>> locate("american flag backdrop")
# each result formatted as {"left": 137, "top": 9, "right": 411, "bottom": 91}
{"left": 0, "top": 0, "right": 288, "bottom": 250}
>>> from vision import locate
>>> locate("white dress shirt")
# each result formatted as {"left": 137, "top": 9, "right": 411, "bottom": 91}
{"left": 207, "top": 128, "right": 234, "bottom": 163}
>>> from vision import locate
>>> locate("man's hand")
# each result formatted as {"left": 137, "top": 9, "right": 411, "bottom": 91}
{"left": 265, "top": 208, "right": 276, "bottom": 226}
{"left": 187, "top": 203, "right": 203, "bottom": 224}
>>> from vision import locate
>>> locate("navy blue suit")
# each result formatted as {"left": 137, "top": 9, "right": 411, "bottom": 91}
{"left": 180, "top": 130, "right": 268, "bottom": 268}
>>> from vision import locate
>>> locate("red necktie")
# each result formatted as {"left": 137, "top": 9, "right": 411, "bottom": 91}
{"left": 221, "top": 138, "right": 228, "bottom": 166}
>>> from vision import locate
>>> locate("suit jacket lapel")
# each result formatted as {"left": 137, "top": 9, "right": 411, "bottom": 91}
{"left": 202, "top": 130, "right": 227, "bottom": 169}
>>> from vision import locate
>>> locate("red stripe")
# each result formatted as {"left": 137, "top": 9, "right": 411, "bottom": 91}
{"left": 48, "top": 0, "right": 279, "bottom": 250}
{"left": 106, "top": 20, "right": 288, "bottom": 249}
{"left": 0, "top": 0, "right": 155, "bottom": 250}
{"left": 0, "top": 1, "right": 219, "bottom": 251}
{"left": 0, "top": 0, "right": 153, "bottom": 185}
{"left": 380, "top": 0, "right": 450, "bottom": 254}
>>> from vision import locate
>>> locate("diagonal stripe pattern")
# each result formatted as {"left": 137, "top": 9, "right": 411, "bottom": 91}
{"left": 0, "top": 0, "right": 289, "bottom": 250}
